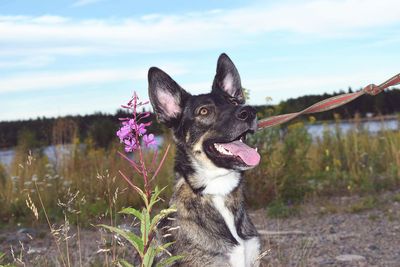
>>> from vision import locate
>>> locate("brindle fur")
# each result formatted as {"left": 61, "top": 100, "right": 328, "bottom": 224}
{"left": 149, "top": 54, "right": 260, "bottom": 266}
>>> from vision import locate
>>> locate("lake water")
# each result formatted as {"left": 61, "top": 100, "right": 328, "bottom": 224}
{"left": 0, "top": 120, "right": 398, "bottom": 166}
{"left": 0, "top": 145, "right": 75, "bottom": 167}
{"left": 307, "top": 119, "right": 398, "bottom": 139}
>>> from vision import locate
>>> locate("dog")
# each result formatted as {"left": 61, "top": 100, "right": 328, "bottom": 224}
{"left": 148, "top": 54, "right": 261, "bottom": 266}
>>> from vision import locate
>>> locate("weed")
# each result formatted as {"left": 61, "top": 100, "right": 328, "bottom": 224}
{"left": 318, "top": 203, "right": 339, "bottom": 215}
{"left": 100, "top": 93, "right": 182, "bottom": 266}
{"left": 347, "top": 196, "right": 379, "bottom": 213}
{"left": 1, "top": 103, "right": 399, "bottom": 228}
{"left": 393, "top": 193, "right": 400, "bottom": 202}
{"left": 267, "top": 200, "right": 300, "bottom": 219}
{"left": 368, "top": 214, "right": 379, "bottom": 221}
{"left": 0, "top": 251, "right": 15, "bottom": 267}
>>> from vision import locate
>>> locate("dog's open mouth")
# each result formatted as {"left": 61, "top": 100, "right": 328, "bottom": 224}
{"left": 210, "top": 131, "right": 260, "bottom": 167}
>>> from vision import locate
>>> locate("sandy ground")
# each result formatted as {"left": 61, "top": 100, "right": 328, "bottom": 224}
{"left": 1, "top": 190, "right": 400, "bottom": 266}
{"left": 252, "top": 190, "right": 400, "bottom": 266}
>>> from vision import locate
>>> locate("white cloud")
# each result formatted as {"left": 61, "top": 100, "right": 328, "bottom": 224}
{"left": 30, "top": 15, "right": 70, "bottom": 24}
{"left": 72, "top": 0, "right": 103, "bottom": 7}
{"left": 0, "top": 65, "right": 186, "bottom": 94}
{"left": 153, "top": 68, "right": 400, "bottom": 105}
{"left": 245, "top": 69, "right": 400, "bottom": 104}
{"left": 223, "top": 0, "right": 400, "bottom": 35}
{"left": 1, "top": 0, "right": 400, "bottom": 58}
{"left": 0, "top": 56, "right": 54, "bottom": 69}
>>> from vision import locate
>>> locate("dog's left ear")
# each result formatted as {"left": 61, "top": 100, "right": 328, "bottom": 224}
{"left": 212, "top": 53, "right": 245, "bottom": 104}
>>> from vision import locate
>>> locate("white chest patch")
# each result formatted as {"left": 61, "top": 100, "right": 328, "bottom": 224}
{"left": 191, "top": 157, "right": 240, "bottom": 196}
{"left": 202, "top": 171, "right": 240, "bottom": 195}
{"left": 212, "top": 196, "right": 245, "bottom": 266}
{"left": 212, "top": 196, "right": 261, "bottom": 267}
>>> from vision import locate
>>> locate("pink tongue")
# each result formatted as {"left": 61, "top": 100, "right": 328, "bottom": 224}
{"left": 219, "top": 140, "right": 260, "bottom": 166}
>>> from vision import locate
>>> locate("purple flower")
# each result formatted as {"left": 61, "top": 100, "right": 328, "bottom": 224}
{"left": 116, "top": 124, "right": 132, "bottom": 141}
{"left": 124, "top": 138, "right": 138, "bottom": 152}
{"left": 137, "top": 123, "right": 147, "bottom": 135}
{"left": 143, "top": 134, "right": 157, "bottom": 148}
{"left": 126, "top": 119, "right": 136, "bottom": 129}
{"left": 116, "top": 94, "right": 155, "bottom": 153}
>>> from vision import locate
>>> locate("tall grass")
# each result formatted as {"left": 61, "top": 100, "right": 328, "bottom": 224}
{"left": 0, "top": 122, "right": 175, "bottom": 223}
{"left": 1, "top": 115, "right": 399, "bottom": 223}
{"left": 247, "top": 114, "right": 400, "bottom": 210}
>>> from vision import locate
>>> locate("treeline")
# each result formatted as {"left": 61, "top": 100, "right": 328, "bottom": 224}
{"left": 255, "top": 88, "right": 400, "bottom": 121}
{"left": 1, "top": 88, "right": 399, "bottom": 149}
{"left": 0, "top": 110, "right": 164, "bottom": 149}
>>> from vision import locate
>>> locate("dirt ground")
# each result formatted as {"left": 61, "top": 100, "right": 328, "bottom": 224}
{"left": 253, "top": 190, "right": 400, "bottom": 266}
{"left": 1, "top": 190, "right": 400, "bottom": 266}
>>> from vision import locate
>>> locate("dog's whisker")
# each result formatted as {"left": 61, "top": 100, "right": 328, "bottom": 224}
{"left": 167, "top": 226, "right": 180, "bottom": 232}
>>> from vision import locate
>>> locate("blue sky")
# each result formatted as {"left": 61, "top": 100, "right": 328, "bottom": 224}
{"left": 1, "top": 0, "right": 400, "bottom": 121}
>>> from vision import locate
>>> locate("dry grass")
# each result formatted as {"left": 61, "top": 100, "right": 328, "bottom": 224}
{"left": 247, "top": 115, "right": 400, "bottom": 211}
{"left": 0, "top": 115, "right": 399, "bottom": 223}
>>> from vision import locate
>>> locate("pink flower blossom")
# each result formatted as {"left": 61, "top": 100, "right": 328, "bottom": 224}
{"left": 124, "top": 138, "right": 138, "bottom": 152}
{"left": 137, "top": 123, "right": 147, "bottom": 135}
{"left": 143, "top": 134, "right": 157, "bottom": 148}
{"left": 116, "top": 94, "right": 157, "bottom": 153}
{"left": 116, "top": 124, "right": 132, "bottom": 141}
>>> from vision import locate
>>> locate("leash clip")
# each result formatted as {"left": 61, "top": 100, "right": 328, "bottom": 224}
{"left": 364, "top": 84, "right": 381, "bottom": 96}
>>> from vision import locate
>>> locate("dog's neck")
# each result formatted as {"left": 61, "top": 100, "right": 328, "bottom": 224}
{"left": 174, "top": 145, "right": 242, "bottom": 196}
{"left": 192, "top": 159, "right": 241, "bottom": 195}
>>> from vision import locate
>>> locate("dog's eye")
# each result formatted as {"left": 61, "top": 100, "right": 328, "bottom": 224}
{"left": 199, "top": 107, "right": 209, "bottom": 116}
{"left": 231, "top": 99, "right": 239, "bottom": 106}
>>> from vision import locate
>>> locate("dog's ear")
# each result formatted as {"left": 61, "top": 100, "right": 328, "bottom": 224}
{"left": 212, "top": 53, "right": 245, "bottom": 104}
{"left": 148, "top": 67, "right": 190, "bottom": 127}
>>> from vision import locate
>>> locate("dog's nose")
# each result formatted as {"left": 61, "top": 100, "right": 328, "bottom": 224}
{"left": 236, "top": 106, "right": 256, "bottom": 121}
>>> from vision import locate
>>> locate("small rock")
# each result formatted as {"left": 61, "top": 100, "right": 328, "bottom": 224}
{"left": 6, "top": 235, "right": 18, "bottom": 243}
{"left": 340, "top": 232, "right": 360, "bottom": 239}
{"left": 368, "top": 244, "right": 379, "bottom": 251}
{"left": 258, "top": 230, "right": 306, "bottom": 235}
{"left": 326, "top": 233, "right": 339, "bottom": 242}
{"left": 320, "top": 259, "right": 336, "bottom": 265}
{"left": 336, "top": 254, "right": 366, "bottom": 262}
{"left": 312, "top": 257, "right": 335, "bottom": 265}
{"left": 17, "top": 228, "right": 37, "bottom": 236}
{"left": 27, "top": 247, "right": 46, "bottom": 254}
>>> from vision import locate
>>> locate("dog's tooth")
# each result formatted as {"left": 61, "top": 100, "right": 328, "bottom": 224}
{"left": 224, "top": 148, "right": 232, "bottom": 155}
{"left": 255, "top": 147, "right": 258, "bottom": 152}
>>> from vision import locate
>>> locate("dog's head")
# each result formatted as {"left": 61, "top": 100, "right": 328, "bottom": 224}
{"left": 148, "top": 54, "right": 260, "bottom": 172}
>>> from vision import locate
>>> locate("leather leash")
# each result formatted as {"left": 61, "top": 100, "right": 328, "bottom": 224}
{"left": 257, "top": 73, "right": 400, "bottom": 130}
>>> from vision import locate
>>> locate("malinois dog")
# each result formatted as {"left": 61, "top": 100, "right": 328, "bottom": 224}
{"left": 148, "top": 53, "right": 261, "bottom": 266}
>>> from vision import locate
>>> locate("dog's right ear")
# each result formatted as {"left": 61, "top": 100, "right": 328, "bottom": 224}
{"left": 148, "top": 67, "right": 190, "bottom": 127}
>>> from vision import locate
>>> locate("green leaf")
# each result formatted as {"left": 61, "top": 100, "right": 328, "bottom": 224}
{"left": 136, "top": 187, "right": 149, "bottom": 208}
{"left": 118, "top": 259, "right": 134, "bottom": 267}
{"left": 155, "top": 241, "right": 175, "bottom": 255}
{"left": 149, "top": 207, "right": 177, "bottom": 233}
{"left": 99, "top": 224, "right": 144, "bottom": 256}
{"left": 143, "top": 245, "right": 156, "bottom": 267}
{"left": 156, "top": 255, "right": 184, "bottom": 267}
{"left": 118, "top": 169, "right": 149, "bottom": 208}
{"left": 141, "top": 209, "right": 151, "bottom": 242}
{"left": 149, "top": 186, "right": 167, "bottom": 211}
{"left": 119, "top": 207, "right": 143, "bottom": 221}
